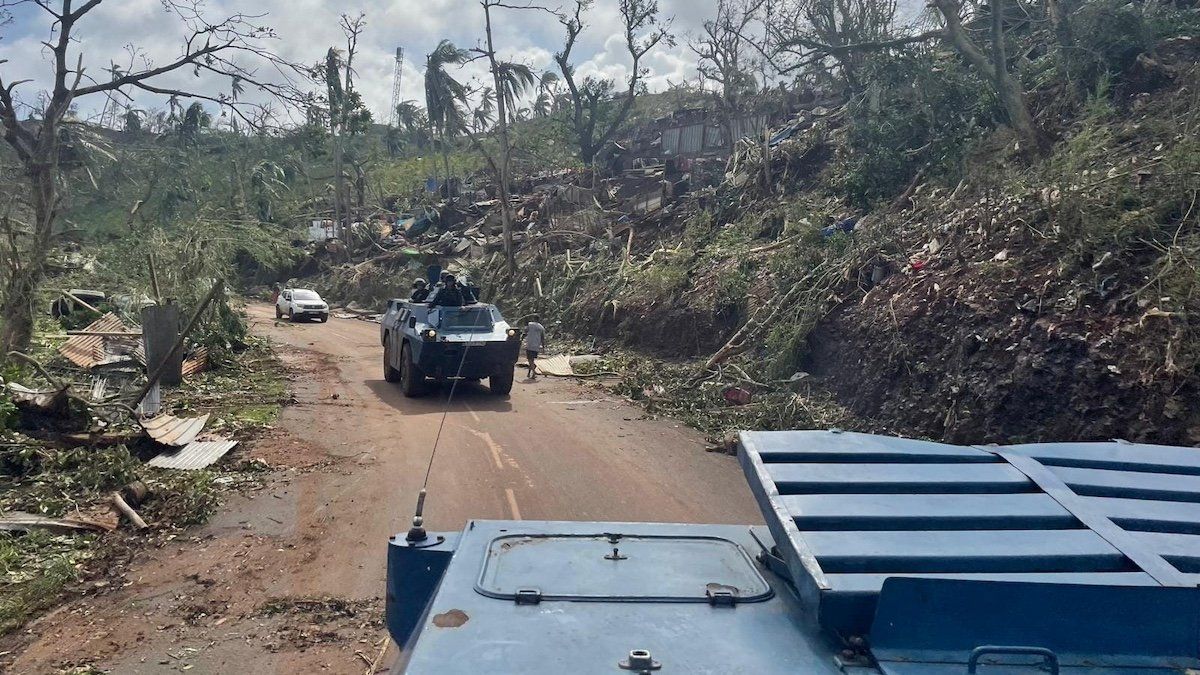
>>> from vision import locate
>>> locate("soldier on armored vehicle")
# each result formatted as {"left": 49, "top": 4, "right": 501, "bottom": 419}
{"left": 380, "top": 278, "right": 518, "bottom": 397}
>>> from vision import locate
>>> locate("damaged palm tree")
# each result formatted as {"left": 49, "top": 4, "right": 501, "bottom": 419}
{"left": 0, "top": 0, "right": 307, "bottom": 359}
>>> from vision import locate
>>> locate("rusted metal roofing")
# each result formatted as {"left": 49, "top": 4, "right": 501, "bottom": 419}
{"left": 140, "top": 413, "right": 210, "bottom": 447}
{"left": 147, "top": 439, "right": 239, "bottom": 470}
{"left": 59, "top": 313, "right": 141, "bottom": 369}
{"left": 181, "top": 346, "right": 209, "bottom": 377}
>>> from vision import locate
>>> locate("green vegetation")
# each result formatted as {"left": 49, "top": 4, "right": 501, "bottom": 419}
{"left": 0, "top": 529, "right": 93, "bottom": 635}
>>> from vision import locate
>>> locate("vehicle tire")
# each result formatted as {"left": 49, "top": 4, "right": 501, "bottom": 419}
{"left": 400, "top": 343, "right": 426, "bottom": 397}
{"left": 288, "top": 309, "right": 296, "bottom": 322}
{"left": 275, "top": 305, "right": 282, "bottom": 319}
{"left": 383, "top": 338, "right": 401, "bottom": 383}
{"left": 318, "top": 315, "right": 328, "bottom": 323}
{"left": 489, "top": 367, "right": 514, "bottom": 396}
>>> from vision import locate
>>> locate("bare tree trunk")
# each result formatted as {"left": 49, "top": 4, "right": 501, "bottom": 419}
{"left": 441, "top": 133, "right": 452, "bottom": 198}
{"left": 1, "top": 153, "right": 57, "bottom": 357}
{"left": 1045, "top": 0, "right": 1077, "bottom": 90}
{"left": 332, "top": 132, "right": 345, "bottom": 226}
{"left": 483, "top": 2, "right": 517, "bottom": 272}
{"left": 934, "top": 0, "right": 1046, "bottom": 154}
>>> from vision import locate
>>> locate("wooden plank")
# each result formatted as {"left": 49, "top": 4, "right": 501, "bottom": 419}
{"left": 766, "top": 463, "right": 1032, "bottom": 495}
{"left": 779, "top": 493, "right": 1075, "bottom": 531}
{"left": 1054, "top": 466, "right": 1200, "bottom": 503}
{"left": 802, "top": 529, "right": 1128, "bottom": 574}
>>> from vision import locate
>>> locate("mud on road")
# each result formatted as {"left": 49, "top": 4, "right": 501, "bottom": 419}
{"left": 2, "top": 303, "right": 760, "bottom": 674}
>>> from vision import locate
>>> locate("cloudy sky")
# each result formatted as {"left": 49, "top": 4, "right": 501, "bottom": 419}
{"left": 0, "top": 0, "right": 721, "bottom": 124}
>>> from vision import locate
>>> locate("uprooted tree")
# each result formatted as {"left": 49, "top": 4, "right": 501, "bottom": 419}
{"left": 554, "top": 0, "right": 674, "bottom": 164}
{"left": 0, "top": 0, "right": 303, "bottom": 358}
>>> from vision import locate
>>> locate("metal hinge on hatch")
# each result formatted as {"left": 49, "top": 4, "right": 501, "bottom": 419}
{"left": 514, "top": 588, "right": 542, "bottom": 605}
{"left": 706, "top": 586, "right": 739, "bottom": 607}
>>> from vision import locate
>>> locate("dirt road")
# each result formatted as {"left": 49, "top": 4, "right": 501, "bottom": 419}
{"left": 6, "top": 303, "right": 760, "bottom": 673}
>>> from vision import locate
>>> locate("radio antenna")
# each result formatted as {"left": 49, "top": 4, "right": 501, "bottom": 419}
{"left": 406, "top": 299, "right": 491, "bottom": 543}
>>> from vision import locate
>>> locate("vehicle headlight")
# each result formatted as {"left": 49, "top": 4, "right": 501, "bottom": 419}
{"left": 506, "top": 328, "right": 518, "bottom": 339}
{"left": 422, "top": 329, "right": 437, "bottom": 340}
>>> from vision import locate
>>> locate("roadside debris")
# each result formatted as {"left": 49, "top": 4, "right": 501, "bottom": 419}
{"left": 59, "top": 312, "right": 143, "bottom": 369}
{"left": 148, "top": 439, "right": 240, "bottom": 470}
{"left": 140, "top": 413, "right": 210, "bottom": 447}
{"left": 111, "top": 491, "right": 148, "bottom": 530}
{"left": 0, "top": 512, "right": 115, "bottom": 534}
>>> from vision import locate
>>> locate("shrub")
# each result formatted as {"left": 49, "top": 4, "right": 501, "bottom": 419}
{"left": 835, "top": 50, "right": 997, "bottom": 208}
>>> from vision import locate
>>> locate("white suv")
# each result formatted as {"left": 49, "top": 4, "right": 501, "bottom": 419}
{"left": 276, "top": 288, "right": 329, "bottom": 322}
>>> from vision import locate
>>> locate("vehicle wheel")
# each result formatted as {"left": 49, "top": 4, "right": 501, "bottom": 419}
{"left": 400, "top": 343, "right": 426, "bottom": 397}
{"left": 318, "top": 315, "right": 328, "bottom": 323}
{"left": 489, "top": 367, "right": 514, "bottom": 396}
{"left": 288, "top": 309, "right": 296, "bottom": 322}
{"left": 383, "top": 339, "right": 401, "bottom": 383}
{"left": 275, "top": 305, "right": 282, "bottom": 319}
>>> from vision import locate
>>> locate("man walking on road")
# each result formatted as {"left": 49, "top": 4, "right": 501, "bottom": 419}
{"left": 524, "top": 315, "right": 545, "bottom": 381}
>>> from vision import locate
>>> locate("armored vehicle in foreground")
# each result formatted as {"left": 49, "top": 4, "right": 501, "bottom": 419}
{"left": 381, "top": 298, "right": 520, "bottom": 396}
{"left": 386, "top": 430, "right": 1200, "bottom": 673}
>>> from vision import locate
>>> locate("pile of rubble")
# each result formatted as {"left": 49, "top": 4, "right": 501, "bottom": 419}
{"left": 3, "top": 286, "right": 243, "bottom": 524}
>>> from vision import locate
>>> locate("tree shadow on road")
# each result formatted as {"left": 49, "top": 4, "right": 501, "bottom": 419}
{"left": 364, "top": 379, "right": 515, "bottom": 414}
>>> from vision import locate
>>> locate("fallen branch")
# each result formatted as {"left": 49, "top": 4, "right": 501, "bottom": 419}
{"left": 365, "top": 635, "right": 390, "bottom": 675}
{"left": 8, "top": 350, "right": 66, "bottom": 389}
{"left": 703, "top": 263, "right": 828, "bottom": 370}
{"left": 61, "top": 289, "right": 101, "bottom": 314}
{"left": 747, "top": 234, "right": 800, "bottom": 255}
{"left": 111, "top": 492, "right": 148, "bottom": 529}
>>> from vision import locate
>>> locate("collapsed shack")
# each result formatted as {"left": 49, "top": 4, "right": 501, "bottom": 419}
{"left": 1, "top": 279, "right": 277, "bottom": 634}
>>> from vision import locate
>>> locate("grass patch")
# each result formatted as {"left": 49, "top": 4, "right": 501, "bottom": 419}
{"left": 0, "top": 530, "right": 95, "bottom": 635}
{"left": 172, "top": 334, "right": 287, "bottom": 434}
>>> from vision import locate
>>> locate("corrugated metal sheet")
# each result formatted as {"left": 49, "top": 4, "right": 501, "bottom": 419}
{"left": 181, "top": 346, "right": 209, "bottom": 377}
{"left": 661, "top": 126, "right": 682, "bottom": 154}
{"left": 140, "top": 413, "right": 210, "bottom": 447}
{"left": 739, "top": 430, "right": 1200, "bottom": 637}
{"left": 532, "top": 354, "right": 573, "bottom": 377}
{"left": 59, "top": 313, "right": 139, "bottom": 368}
{"left": 147, "top": 439, "right": 239, "bottom": 470}
{"left": 729, "top": 114, "right": 768, "bottom": 143}
{"left": 676, "top": 123, "right": 706, "bottom": 155}
{"left": 659, "top": 115, "right": 766, "bottom": 156}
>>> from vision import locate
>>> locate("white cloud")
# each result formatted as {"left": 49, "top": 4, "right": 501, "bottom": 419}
{"left": 0, "top": 0, "right": 720, "bottom": 124}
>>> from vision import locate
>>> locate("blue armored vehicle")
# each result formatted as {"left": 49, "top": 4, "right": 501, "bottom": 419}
{"left": 386, "top": 430, "right": 1200, "bottom": 673}
{"left": 380, "top": 297, "right": 520, "bottom": 397}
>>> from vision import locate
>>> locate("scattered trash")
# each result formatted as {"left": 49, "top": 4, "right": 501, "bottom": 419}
{"left": 721, "top": 386, "right": 753, "bottom": 406}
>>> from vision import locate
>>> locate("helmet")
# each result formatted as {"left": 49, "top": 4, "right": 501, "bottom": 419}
{"left": 413, "top": 278, "right": 427, "bottom": 287}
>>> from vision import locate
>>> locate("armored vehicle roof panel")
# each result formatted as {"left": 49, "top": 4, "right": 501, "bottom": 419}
{"left": 738, "top": 430, "right": 1200, "bottom": 636}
